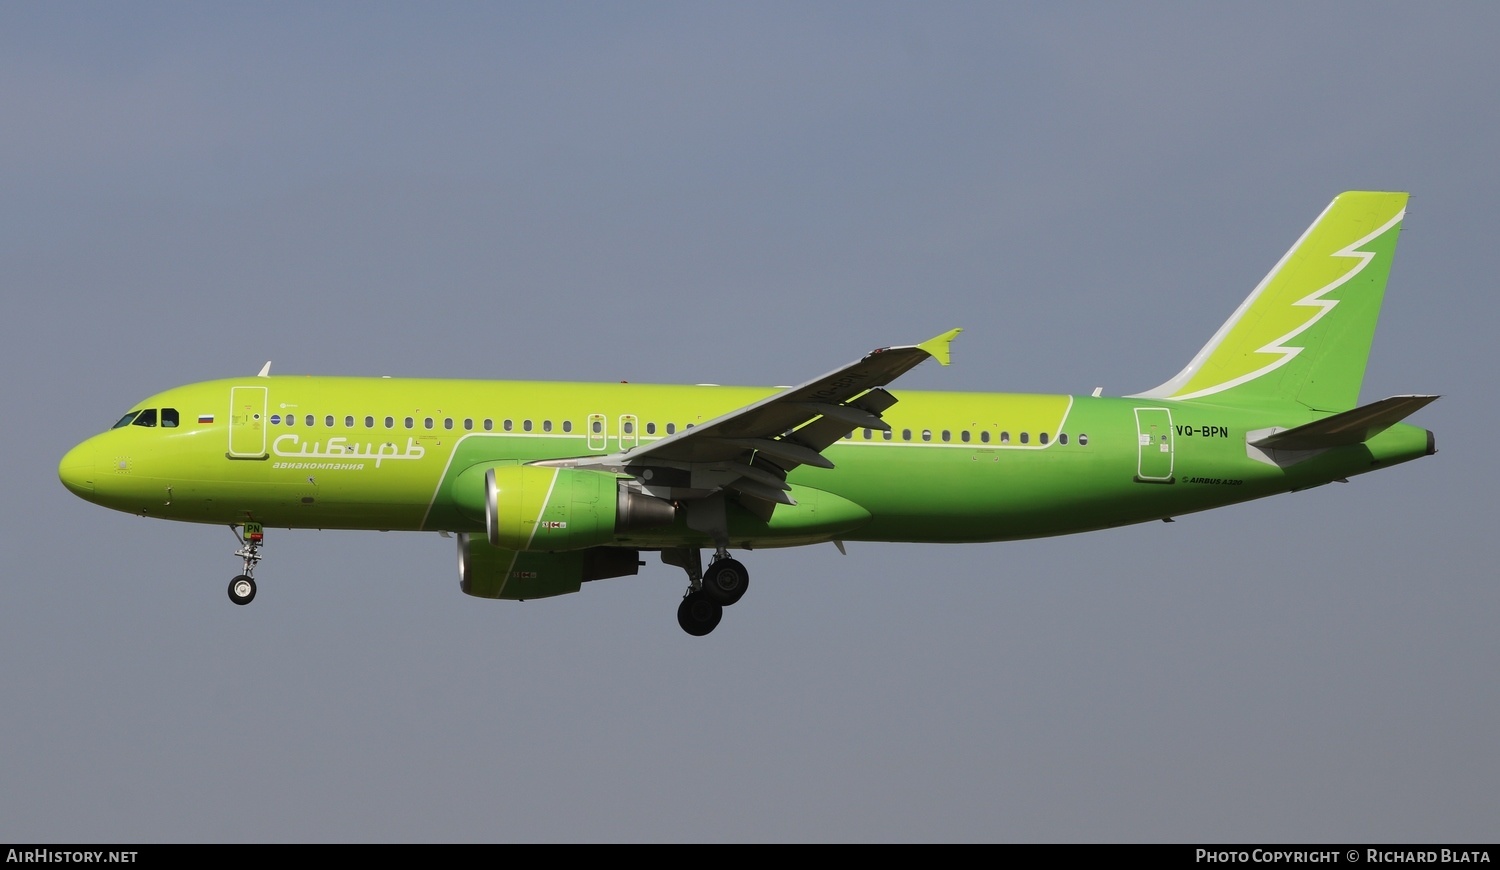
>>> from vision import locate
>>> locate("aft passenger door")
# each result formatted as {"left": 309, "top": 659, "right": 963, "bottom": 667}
{"left": 1133, "top": 407, "right": 1174, "bottom": 483}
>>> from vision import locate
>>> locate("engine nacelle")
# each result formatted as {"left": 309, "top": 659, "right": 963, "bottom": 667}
{"left": 458, "top": 533, "right": 642, "bottom": 600}
{"left": 454, "top": 464, "right": 676, "bottom": 552}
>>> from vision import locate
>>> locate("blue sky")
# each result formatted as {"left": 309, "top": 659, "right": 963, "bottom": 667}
{"left": 3, "top": 3, "right": 1494, "bottom": 842}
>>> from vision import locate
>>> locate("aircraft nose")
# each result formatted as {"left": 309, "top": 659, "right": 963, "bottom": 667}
{"left": 58, "top": 442, "right": 96, "bottom": 497}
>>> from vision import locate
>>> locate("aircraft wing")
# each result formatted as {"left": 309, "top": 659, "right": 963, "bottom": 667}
{"left": 557, "top": 329, "right": 961, "bottom": 513}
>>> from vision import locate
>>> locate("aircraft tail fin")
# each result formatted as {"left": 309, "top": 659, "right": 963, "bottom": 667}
{"left": 1132, "top": 191, "right": 1408, "bottom": 411}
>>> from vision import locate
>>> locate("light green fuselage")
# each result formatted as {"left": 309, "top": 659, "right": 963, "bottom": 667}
{"left": 58, "top": 375, "right": 1434, "bottom": 548}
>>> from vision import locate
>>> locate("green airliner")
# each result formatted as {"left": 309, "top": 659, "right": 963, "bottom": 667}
{"left": 59, "top": 191, "right": 1437, "bottom": 636}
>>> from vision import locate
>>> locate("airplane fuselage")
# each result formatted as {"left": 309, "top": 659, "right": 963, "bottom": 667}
{"left": 58, "top": 375, "right": 1434, "bottom": 548}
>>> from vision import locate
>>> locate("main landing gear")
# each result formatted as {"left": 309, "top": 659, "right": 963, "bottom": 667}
{"left": 671, "top": 548, "right": 750, "bottom": 637}
{"left": 227, "top": 522, "right": 264, "bottom": 606}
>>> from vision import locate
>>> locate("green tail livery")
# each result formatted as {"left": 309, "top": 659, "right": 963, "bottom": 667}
{"left": 59, "top": 191, "right": 1437, "bottom": 636}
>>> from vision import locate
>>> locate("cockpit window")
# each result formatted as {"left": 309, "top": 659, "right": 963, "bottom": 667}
{"left": 132, "top": 408, "right": 158, "bottom": 428}
{"left": 112, "top": 411, "right": 141, "bottom": 429}
{"left": 161, "top": 408, "right": 179, "bottom": 428}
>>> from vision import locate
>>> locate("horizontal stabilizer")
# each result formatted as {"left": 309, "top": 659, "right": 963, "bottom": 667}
{"left": 1250, "top": 395, "right": 1438, "bottom": 450}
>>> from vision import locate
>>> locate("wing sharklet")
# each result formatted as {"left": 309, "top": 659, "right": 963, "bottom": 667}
{"left": 915, "top": 328, "right": 962, "bottom": 366}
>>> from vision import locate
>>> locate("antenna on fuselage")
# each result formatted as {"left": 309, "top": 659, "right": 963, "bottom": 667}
{"left": 257, "top": 361, "right": 272, "bottom": 378}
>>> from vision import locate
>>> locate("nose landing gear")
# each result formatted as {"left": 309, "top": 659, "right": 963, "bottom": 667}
{"left": 227, "top": 522, "right": 263, "bottom": 606}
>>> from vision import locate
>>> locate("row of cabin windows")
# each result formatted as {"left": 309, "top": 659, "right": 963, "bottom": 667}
{"left": 270, "top": 413, "right": 567, "bottom": 433}
{"left": 265, "top": 412, "right": 1087, "bottom": 446}
{"left": 111, "top": 407, "right": 1087, "bottom": 447}
{"left": 266, "top": 413, "right": 700, "bottom": 435}
{"left": 848, "top": 427, "right": 1089, "bottom": 446}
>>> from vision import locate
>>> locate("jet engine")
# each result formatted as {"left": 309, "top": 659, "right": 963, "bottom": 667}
{"left": 454, "top": 464, "right": 677, "bottom": 552}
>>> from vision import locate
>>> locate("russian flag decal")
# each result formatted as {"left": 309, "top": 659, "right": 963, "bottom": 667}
{"left": 199, "top": 414, "right": 215, "bottom": 424}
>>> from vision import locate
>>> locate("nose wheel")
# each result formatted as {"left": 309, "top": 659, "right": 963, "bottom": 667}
{"left": 228, "top": 574, "right": 257, "bottom": 605}
{"left": 228, "top": 523, "right": 264, "bottom": 606}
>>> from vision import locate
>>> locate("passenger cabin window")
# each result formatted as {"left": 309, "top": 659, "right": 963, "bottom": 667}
{"left": 1020, "top": 432, "right": 1030, "bottom": 444}
{"left": 1079, "top": 433, "right": 1089, "bottom": 446}
{"left": 562, "top": 420, "right": 572, "bottom": 433}
{"left": 326, "top": 415, "right": 336, "bottom": 427}
{"left": 980, "top": 431, "right": 990, "bottom": 443}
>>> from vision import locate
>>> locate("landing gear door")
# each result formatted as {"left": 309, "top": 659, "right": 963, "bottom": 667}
{"left": 1133, "top": 407, "right": 1174, "bottom": 483}
{"left": 229, "top": 386, "right": 269, "bottom": 459}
